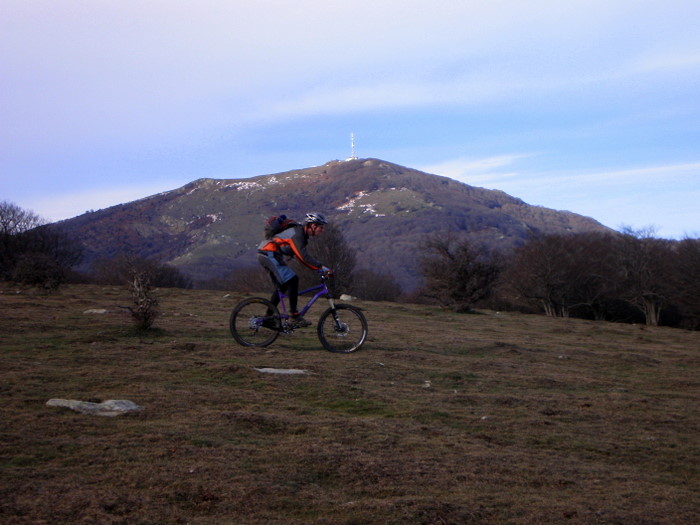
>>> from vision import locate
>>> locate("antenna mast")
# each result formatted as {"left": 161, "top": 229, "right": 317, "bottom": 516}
{"left": 350, "top": 133, "right": 358, "bottom": 160}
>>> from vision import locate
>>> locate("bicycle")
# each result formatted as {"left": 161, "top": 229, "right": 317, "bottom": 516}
{"left": 229, "top": 274, "right": 368, "bottom": 353}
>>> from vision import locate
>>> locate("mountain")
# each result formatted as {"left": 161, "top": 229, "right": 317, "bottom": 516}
{"left": 60, "top": 158, "right": 612, "bottom": 290}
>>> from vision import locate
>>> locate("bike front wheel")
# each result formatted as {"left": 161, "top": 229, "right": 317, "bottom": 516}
{"left": 317, "top": 304, "right": 368, "bottom": 353}
{"left": 230, "top": 297, "right": 280, "bottom": 347}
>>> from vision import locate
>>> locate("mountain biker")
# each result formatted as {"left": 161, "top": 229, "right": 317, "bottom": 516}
{"left": 257, "top": 212, "right": 332, "bottom": 327}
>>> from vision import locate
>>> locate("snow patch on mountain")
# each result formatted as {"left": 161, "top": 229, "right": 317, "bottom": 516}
{"left": 337, "top": 190, "right": 388, "bottom": 217}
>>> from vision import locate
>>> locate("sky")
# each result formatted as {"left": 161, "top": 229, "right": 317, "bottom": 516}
{"left": 2, "top": 0, "right": 699, "bottom": 239}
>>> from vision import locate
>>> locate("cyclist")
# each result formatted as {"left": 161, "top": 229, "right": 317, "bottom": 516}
{"left": 257, "top": 212, "right": 331, "bottom": 327}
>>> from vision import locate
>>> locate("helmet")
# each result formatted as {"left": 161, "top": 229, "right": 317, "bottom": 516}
{"left": 304, "top": 212, "right": 328, "bottom": 225}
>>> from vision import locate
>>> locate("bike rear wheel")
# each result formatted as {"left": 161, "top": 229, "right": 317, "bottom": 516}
{"left": 317, "top": 304, "right": 368, "bottom": 353}
{"left": 230, "top": 297, "right": 280, "bottom": 347}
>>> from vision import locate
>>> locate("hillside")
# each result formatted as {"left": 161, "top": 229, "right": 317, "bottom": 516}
{"left": 59, "top": 158, "right": 611, "bottom": 288}
{"left": 2, "top": 284, "right": 699, "bottom": 523}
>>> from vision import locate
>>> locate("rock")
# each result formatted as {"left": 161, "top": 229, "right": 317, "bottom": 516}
{"left": 339, "top": 294, "right": 356, "bottom": 301}
{"left": 46, "top": 399, "right": 143, "bottom": 416}
{"left": 83, "top": 308, "right": 108, "bottom": 314}
{"left": 253, "top": 368, "right": 309, "bottom": 375}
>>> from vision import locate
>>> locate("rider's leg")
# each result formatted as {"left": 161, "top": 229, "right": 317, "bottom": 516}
{"left": 258, "top": 252, "right": 300, "bottom": 319}
{"left": 258, "top": 253, "right": 291, "bottom": 314}
{"left": 286, "top": 275, "right": 299, "bottom": 313}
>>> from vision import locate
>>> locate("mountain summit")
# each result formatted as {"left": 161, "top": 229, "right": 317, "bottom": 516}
{"left": 61, "top": 158, "right": 611, "bottom": 288}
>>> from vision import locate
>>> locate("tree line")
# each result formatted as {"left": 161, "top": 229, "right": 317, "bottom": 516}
{"left": 0, "top": 201, "right": 83, "bottom": 290}
{"left": 228, "top": 221, "right": 700, "bottom": 331}
{"left": 0, "top": 201, "right": 191, "bottom": 292}
{"left": 419, "top": 228, "right": 700, "bottom": 330}
{"left": 3, "top": 200, "right": 697, "bottom": 330}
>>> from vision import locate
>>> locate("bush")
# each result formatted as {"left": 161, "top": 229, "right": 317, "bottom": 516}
{"left": 127, "top": 270, "right": 160, "bottom": 330}
{"left": 11, "top": 252, "right": 64, "bottom": 291}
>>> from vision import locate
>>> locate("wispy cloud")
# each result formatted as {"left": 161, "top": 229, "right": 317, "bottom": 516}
{"left": 629, "top": 49, "right": 700, "bottom": 74}
{"left": 420, "top": 154, "right": 534, "bottom": 185}
{"left": 419, "top": 155, "right": 700, "bottom": 238}
{"left": 560, "top": 162, "right": 700, "bottom": 186}
{"left": 427, "top": 155, "right": 700, "bottom": 192}
{"left": 2, "top": 1, "right": 699, "bottom": 240}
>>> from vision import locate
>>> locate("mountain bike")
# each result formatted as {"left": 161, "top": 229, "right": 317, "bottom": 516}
{"left": 229, "top": 274, "right": 368, "bottom": 353}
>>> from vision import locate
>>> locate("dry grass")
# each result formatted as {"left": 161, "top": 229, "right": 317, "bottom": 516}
{"left": 1, "top": 284, "right": 699, "bottom": 524}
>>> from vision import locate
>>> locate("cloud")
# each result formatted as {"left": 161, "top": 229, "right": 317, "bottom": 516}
{"left": 2, "top": 0, "right": 698, "bottom": 156}
{"left": 419, "top": 155, "right": 700, "bottom": 238}
{"left": 419, "top": 155, "right": 535, "bottom": 185}
{"left": 428, "top": 154, "right": 700, "bottom": 190}
{"left": 2, "top": 1, "right": 699, "bottom": 240}
{"left": 629, "top": 49, "right": 700, "bottom": 74}
{"left": 8, "top": 0, "right": 697, "bottom": 134}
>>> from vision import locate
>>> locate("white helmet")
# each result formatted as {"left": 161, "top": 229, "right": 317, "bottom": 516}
{"left": 304, "top": 212, "right": 328, "bottom": 225}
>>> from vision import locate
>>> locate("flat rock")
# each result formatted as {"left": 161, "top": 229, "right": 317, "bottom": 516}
{"left": 253, "top": 368, "right": 309, "bottom": 375}
{"left": 46, "top": 399, "right": 143, "bottom": 416}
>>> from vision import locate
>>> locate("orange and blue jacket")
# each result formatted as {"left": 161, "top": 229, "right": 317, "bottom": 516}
{"left": 258, "top": 225, "right": 324, "bottom": 271}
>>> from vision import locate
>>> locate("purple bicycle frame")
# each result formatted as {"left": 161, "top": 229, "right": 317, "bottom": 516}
{"left": 274, "top": 280, "right": 332, "bottom": 319}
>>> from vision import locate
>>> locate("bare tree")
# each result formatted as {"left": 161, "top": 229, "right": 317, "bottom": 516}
{"left": 0, "top": 200, "right": 43, "bottom": 235}
{"left": 669, "top": 237, "right": 700, "bottom": 329}
{"left": 560, "top": 232, "right": 620, "bottom": 320}
{"left": 501, "top": 232, "right": 623, "bottom": 319}
{"left": 226, "top": 265, "right": 272, "bottom": 293}
{"left": 615, "top": 226, "right": 674, "bottom": 326}
{"left": 351, "top": 268, "right": 402, "bottom": 301}
{"left": 1, "top": 201, "right": 82, "bottom": 289}
{"left": 419, "top": 234, "right": 500, "bottom": 312}
{"left": 502, "top": 234, "right": 575, "bottom": 317}
{"left": 301, "top": 222, "right": 357, "bottom": 296}
{"left": 1, "top": 201, "right": 44, "bottom": 279}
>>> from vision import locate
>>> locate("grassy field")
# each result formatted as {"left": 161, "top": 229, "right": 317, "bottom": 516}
{"left": 1, "top": 284, "right": 699, "bottom": 524}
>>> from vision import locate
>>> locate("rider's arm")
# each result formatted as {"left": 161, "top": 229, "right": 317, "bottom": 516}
{"left": 287, "top": 227, "right": 325, "bottom": 271}
{"left": 260, "top": 226, "right": 327, "bottom": 271}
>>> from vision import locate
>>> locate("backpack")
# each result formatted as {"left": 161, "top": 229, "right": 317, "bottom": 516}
{"left": 264, "top": 214, "right": 298, "bottom": 239}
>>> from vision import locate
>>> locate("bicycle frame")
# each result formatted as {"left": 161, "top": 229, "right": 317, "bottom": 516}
{"left": 229, "top": 273, "right": 367, "bottom": 352}
{"left": 274, "top": 277, "right": 335, "bottom": 319}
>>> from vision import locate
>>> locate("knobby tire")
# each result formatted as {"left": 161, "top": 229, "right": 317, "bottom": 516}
{"left": 317, "top": 304, "right": 368, "bottom": 353}
{"left": 230, "top": 297, "right": 280, "bottom": 347}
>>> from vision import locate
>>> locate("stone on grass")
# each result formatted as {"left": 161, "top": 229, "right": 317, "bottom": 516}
{"left": 254, "top": 368, "right": 309, "bottom": 375}
{"left": 46, "top": 399, "right": 143, "bottom": 417}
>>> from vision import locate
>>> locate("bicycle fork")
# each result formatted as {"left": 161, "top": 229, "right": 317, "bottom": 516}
{"left": 327, "top": 298, "right": 350, "bottom": 335}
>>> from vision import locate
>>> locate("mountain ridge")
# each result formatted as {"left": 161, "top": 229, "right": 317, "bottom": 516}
{"left": 60, "top": 158, "right": 612, "bottom": 289}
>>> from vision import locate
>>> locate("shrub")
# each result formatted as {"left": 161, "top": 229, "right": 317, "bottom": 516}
{"left": 127, "top": 270, "right": 159, "bottom": 330}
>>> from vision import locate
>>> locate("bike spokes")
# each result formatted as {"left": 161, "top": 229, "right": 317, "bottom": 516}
{"left": 317, "top": 304, "right": 368, "bottom": 353}
{"left": 230, "top": 298, "right": 280, "bottom": 347}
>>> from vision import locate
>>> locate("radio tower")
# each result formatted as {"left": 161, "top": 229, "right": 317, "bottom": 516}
{"left": 349, "top": 133, "right": 358, "bottom": 160}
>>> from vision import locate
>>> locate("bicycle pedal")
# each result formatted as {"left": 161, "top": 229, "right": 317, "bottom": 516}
{"left": 291, "top": 318, "right": 312, "bottom": 328}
